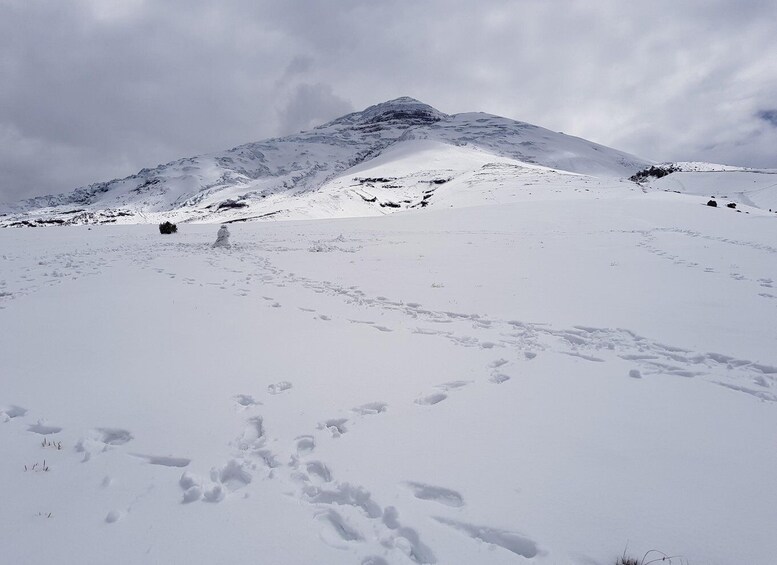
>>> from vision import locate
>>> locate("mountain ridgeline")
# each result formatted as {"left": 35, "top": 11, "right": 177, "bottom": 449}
{"left": 2, "top": 97, "right": 652, "bottom": 226}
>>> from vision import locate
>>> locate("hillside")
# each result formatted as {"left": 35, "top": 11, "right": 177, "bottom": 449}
{"left": 0, "top": 97, "right": 651, "bottom": 226}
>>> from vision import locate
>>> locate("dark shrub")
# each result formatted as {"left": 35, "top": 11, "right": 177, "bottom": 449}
{"left": 159, "top": 221, "right": 177, "bottom": 234}
{"left": 726, "top": 202, "right": 736, "bottom": 209}
{"left": 707, "top": 200, "right": 718, "bottom": 207}
{"left": 629, "top": 164, "right": 680, "bottom": 183}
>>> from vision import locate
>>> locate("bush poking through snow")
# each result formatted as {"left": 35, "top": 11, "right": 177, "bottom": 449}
{"left": 24, "top": 460, "right": 50, "bottom": 472}
{"left": 629, "top": 164, "right": 680, "bottom": 183}
{"left": 159, "top": 221, "right": 177, "bottom": 234}
{"left": 618, "top": 548, "right": 688, "bottom": 565}
{"left": 706, "top": 199, "right": 717, "bottom": 207}
{"left": 41, "top": 438, "right": 62, "bottom": 450}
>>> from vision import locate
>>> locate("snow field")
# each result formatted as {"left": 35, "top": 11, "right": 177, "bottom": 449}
{"left": 1, "top": 192, "right": 777, "bottom": 564}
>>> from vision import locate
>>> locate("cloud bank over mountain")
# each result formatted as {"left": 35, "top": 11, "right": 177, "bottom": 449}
{"left": 1, "top": 0, "right": 775, "bottom": 201}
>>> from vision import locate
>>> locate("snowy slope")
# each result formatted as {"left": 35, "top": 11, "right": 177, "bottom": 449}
{"left": 0, "top": 97, "right": 650, "bottom": 226}
{"left": 2, "top": 182, "right": 777, "bottom": 564}
{"left": 640, "top": 163, "right": 777, "bottom": 211}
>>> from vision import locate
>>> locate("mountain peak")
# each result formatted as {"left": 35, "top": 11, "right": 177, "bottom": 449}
{"left": 371, "top": 96, "right": 432, "bottom": 108}
{"left": 323, "top": 97, "right": 447, "bottom": 129}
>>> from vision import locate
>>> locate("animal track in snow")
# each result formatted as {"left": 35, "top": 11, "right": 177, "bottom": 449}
{"left": 434, "top": 517, "right": 539, "bottom": 558}
{"left": 403, "top": 481, "right": 464, "bottom": 507}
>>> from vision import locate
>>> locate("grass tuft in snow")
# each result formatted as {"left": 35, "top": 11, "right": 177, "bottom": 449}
{"left": 618, "top": 548, "right": 689, "bottom": 565}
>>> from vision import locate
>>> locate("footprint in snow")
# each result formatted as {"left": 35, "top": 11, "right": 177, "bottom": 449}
{"left": 404, "top": 481, "right": 464, "bottom": 507}
{"left": 319, "top": 418, "right": 348, "bottom": 437}
{"left": 295, "top": 435, "right": 315, "bottom": 456}
{"left": 0, "top": 404, "right": 28, "bottom": 422}
{"left": 131, "top": 454, "right": 191, "bottom": 468}
{"left": 95, "top": 428, "right": 133, "bottom": 445}
{"left": 179, "top": 459, "right": 252, "bottom": 504}
{"left": 317, "top": 509, "right": 363, "bottom": 547}
{"left": 434, "top": 517, "right": 539, "bottom": 559}
{"left": 435, "top": 380, "right": 471, "bottom": 392}
{"left": 267, "top": 381, "right": 293, "bottom": 395}
{"left": 415, "top": 392, "right": 447, "bottom": 406}
{"left": 352, "top": 402, "right": 388, "bottom": 416}
{"left": 27, "top": 422, "right": 63, "bottom": 435}
{"left": 234, "top": 393, "right": 260, "bottom": 407}
{"left": 489, "top": 373, "right": 511, "bottom": 384}
{"left": 75, "top": 428, "right": 133, "bottom": 461}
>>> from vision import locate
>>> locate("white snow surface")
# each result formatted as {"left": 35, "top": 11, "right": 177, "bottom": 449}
{"left": 644, "top": 166, "right": 777, "bottom": 211}
{"left": 2, "top": 176, "right": 777, "bottom": 564}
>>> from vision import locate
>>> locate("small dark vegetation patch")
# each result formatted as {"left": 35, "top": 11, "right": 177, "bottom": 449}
{"left": 726, "top": 202, "right": 737, "bottom": 209}
{"left": 354, "top": 176, "right": 396, "bottom": 184}
{"left": 216, "top": 199, "right": 249, "bottom": 210}
{"left": 617, "top": 548, "right": 687, "bottom": 565}
{"left": 159, "top": 221, "right": 177, "bottom": 234}
{"left": 630, "top": 165, "right": 680, "bottom": 183}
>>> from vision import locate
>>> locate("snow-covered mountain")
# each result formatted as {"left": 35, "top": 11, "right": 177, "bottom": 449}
{"left": 0, "top": 97, "right": 652, "bottom": 226}
{"left": 3, "top": 99, "right": 777, "bottom": 565}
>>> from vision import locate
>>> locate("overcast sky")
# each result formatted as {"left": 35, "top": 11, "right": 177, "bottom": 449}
{"left": 2, "top": 0, "right": 776, "bottom": 202}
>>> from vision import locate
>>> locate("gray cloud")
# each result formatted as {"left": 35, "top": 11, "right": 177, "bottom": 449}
{"left": 277, "top": 83, "right": 353, "bottom": 135}
{"left": 2, "top": 0, "right": 776, "bottom": 202}
{"left": 757, "top": 110, "right": 777, "bottom": 127}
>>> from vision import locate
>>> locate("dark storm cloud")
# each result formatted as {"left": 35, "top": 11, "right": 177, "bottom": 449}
{"left": 2, "top": 0, "right": 777, "bottom": 203}
{"left": 757, "top": 110, "right": 777, "bottom": 127}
